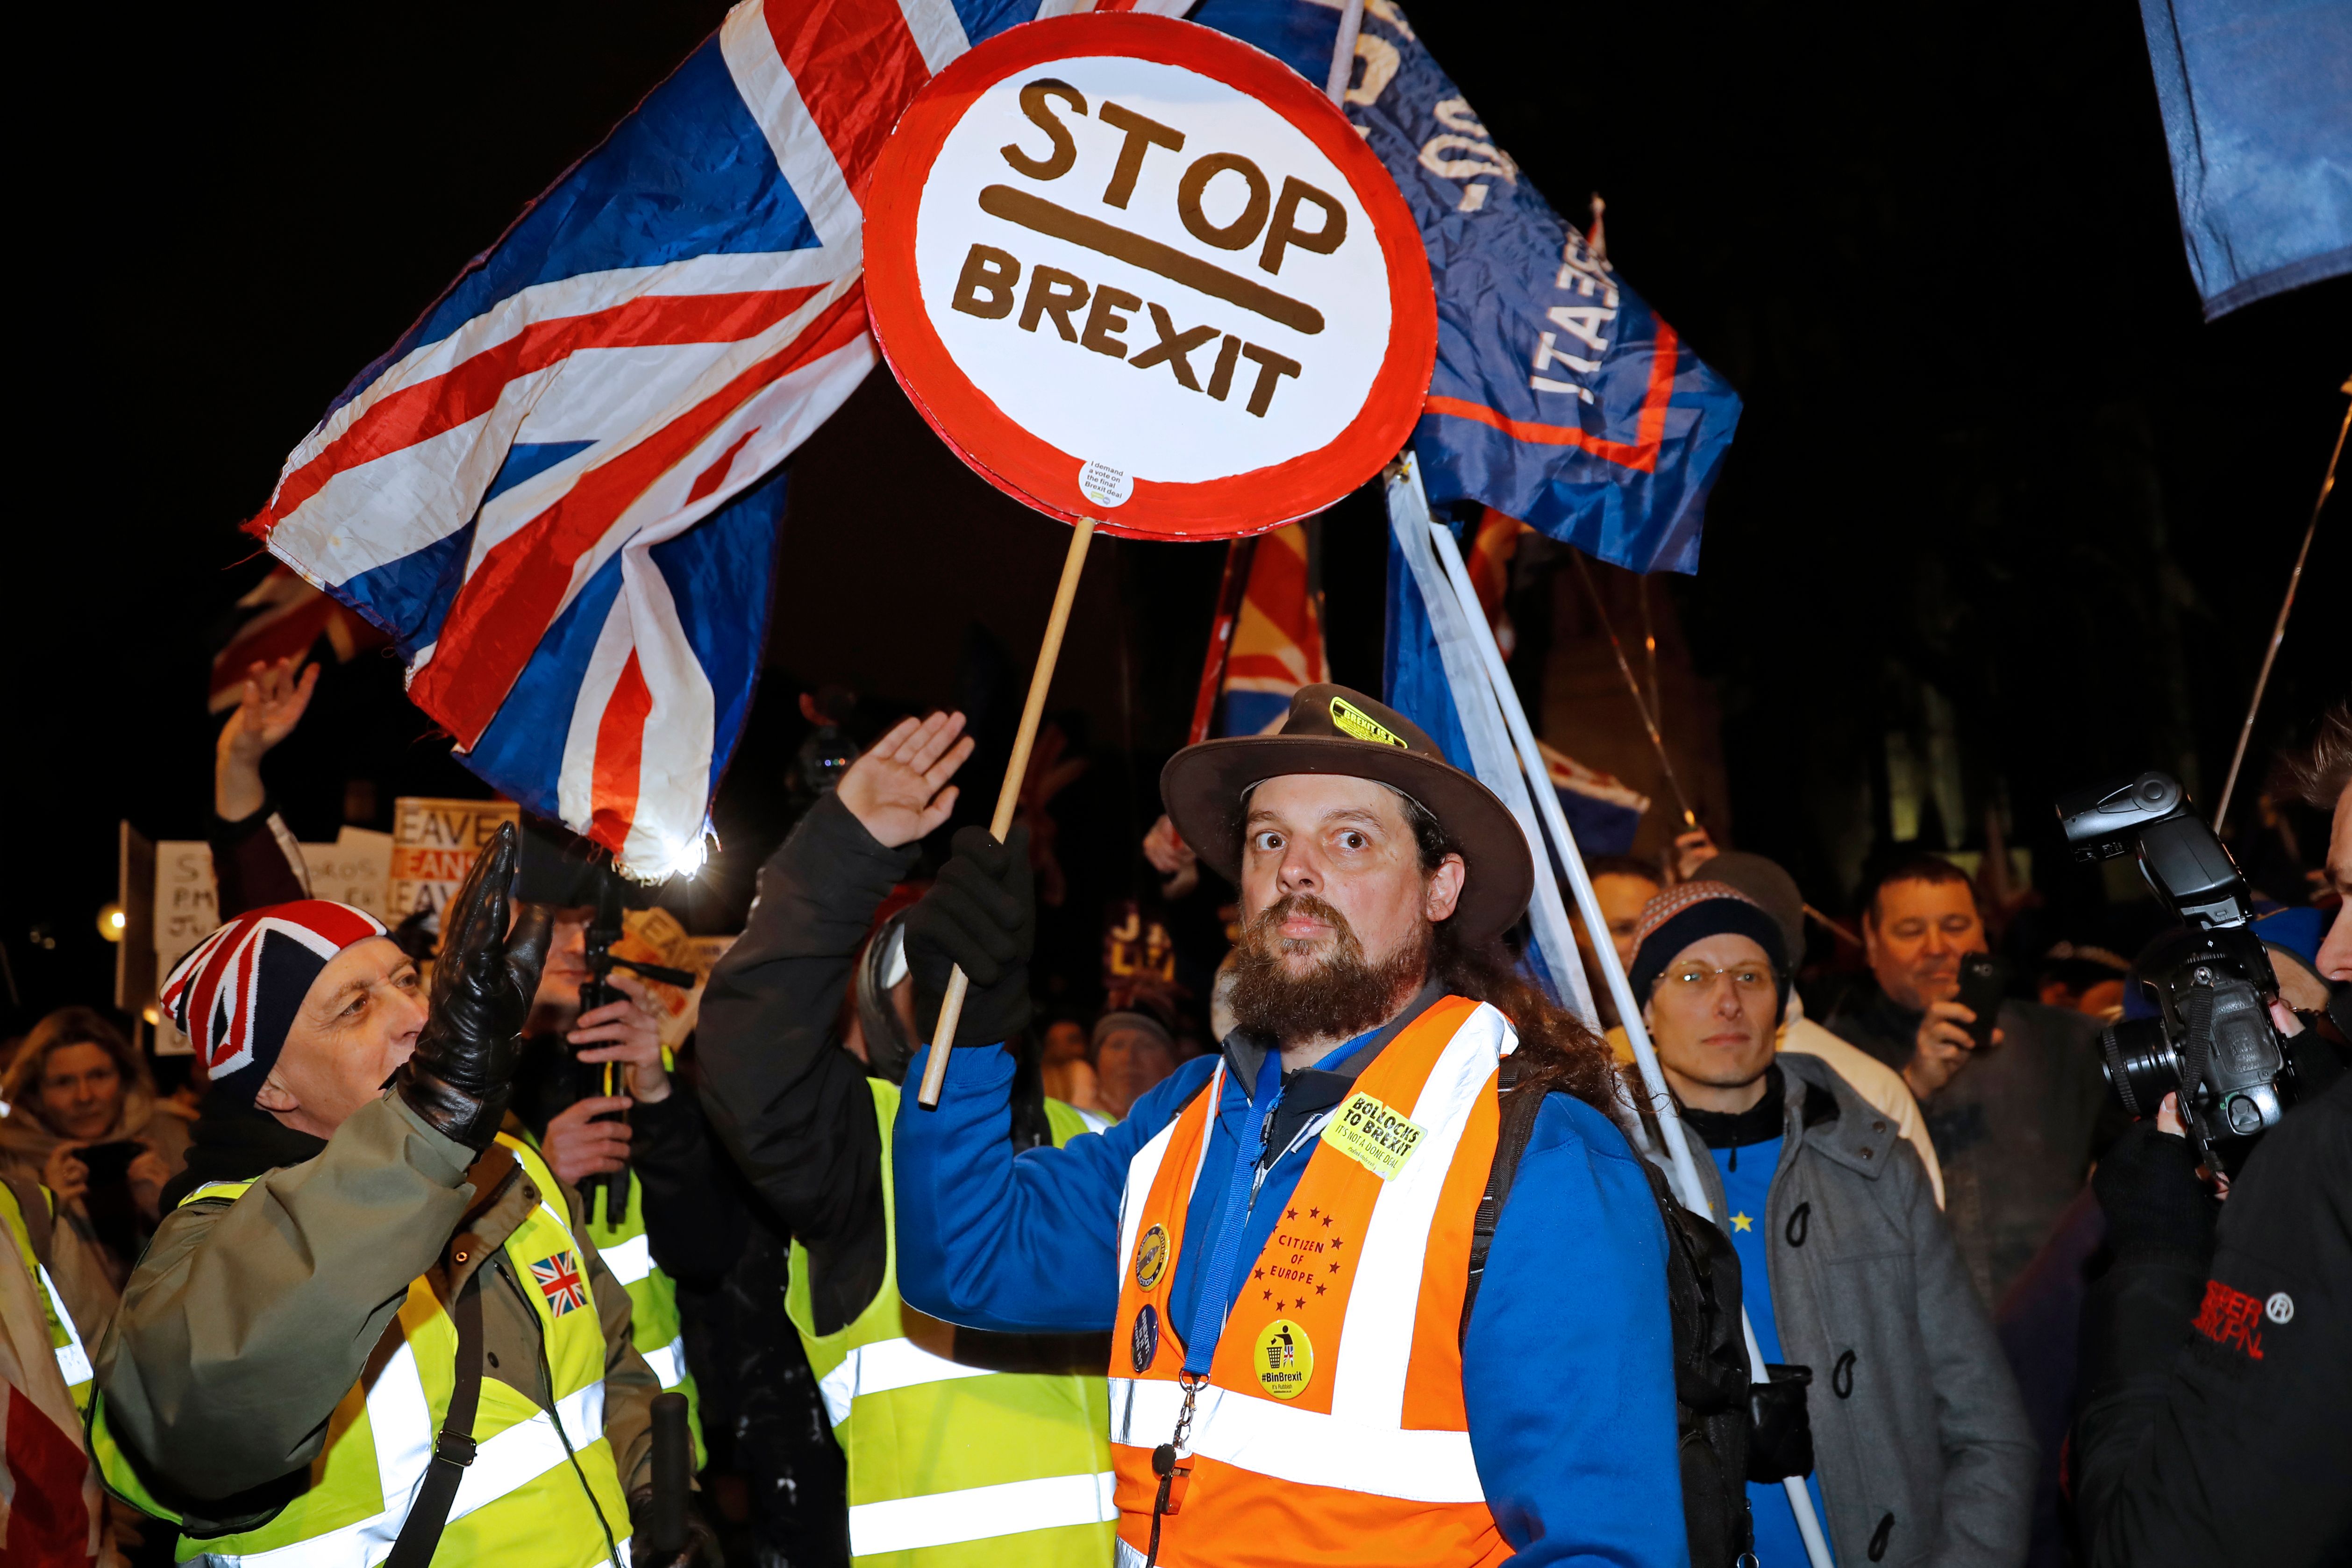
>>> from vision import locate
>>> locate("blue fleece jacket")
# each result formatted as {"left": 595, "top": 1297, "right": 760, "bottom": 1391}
{"left": 892, "top": 1039, "right": 1689, "bottom": 1568}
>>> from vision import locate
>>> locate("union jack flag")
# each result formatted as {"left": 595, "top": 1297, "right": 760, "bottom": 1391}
{"left": 532, "top": 1251, "right": 590, "bottom": 1317}
{"left": 248, "top": 0, "right": 1179, "bottom": 879}
{"left": 1218, "top": 524, "right": 1328, "bottom": 737}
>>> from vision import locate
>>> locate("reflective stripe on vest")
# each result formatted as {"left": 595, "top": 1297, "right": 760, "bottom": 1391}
{"left": 95, "top": 1134, "right": 629, "bottom": 1567}
{"left": 850, "top": 1470, "right": 1120, "bottom": 1557}
{"left": 1107, "top": 997, "right": 1512, "bottom": 1568}
{"left": 789, "top": 1080, "right": 1118, "bottom": 1568}
{"left": 0, "top": 1182, "right": 92, "bottom": 1406}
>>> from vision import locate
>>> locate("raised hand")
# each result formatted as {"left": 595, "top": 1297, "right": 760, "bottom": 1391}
{"left": 396, "top": 823, "right": 552, "bottom": 1148}
{"left": 836, "top": 712, "right": 975, "bottom": 849}
{"left": 216, "top": 657, "right": 322, "bottom": 821}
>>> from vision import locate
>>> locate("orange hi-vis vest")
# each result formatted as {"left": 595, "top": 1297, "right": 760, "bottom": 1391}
{"left": 1107, "top": 995, "right": 1514, "bottom": 1568}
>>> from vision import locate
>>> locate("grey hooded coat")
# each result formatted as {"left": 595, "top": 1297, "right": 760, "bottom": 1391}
{"left": 1631, "top": 1051, "right": 2036, "bottom": 1567}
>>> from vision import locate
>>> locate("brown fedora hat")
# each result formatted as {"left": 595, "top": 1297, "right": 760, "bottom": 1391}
{"left": 1160, "top": 684, "right": 1534, "bottom": 945}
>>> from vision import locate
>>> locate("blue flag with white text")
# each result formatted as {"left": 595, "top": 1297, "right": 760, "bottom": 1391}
{"left": 1191, "top": 0, "right": 1742, "bottom": 574}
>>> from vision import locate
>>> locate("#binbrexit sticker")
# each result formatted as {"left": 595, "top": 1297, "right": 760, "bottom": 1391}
{"left": 1254, "top": 1317, "right": 1313, "bottom": 1399}
{"left": 1321, "top": 1090, "right": 1427, "bottom": 1180}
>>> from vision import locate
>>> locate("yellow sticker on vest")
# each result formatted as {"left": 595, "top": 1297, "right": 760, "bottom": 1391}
{"left": 1321, "top": 1090, "right": 1427, "bottom": 1180}
{"left": 1133, "top": 1223, "right": 1170, "bottom": 1291}
{"left": 1255, "top": 1318, "right": 1314, "bottom": 1399}
{"left": 1329, "top": 697, "right": 1409, "bottom": 748}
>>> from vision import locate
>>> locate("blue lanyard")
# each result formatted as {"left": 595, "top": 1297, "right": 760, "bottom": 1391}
{"left": 1179, "top": 1039, "right": 1361, "bottom": 1376}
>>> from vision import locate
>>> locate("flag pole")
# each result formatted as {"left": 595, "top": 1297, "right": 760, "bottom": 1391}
{"left": 1418, "top": 467, "right": 1835, "bottom": 1568}
{"left": 1322, "top": 0, "right": 1366, "bottom": 105}
{"left": 1187, "top": 537, "right": 1261, "bottom": 746}
{"left": 917, "top": 518, "right": 1099, "bottom": 1109}
{"left": 2213, "top": 382, "right": 2350, "bottom": 827}
{"left": 1572, "top": 553, "right": 1700, "bottom": 830}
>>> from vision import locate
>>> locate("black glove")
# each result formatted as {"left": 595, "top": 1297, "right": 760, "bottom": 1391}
{"left": 627, "top": 1490, "right": 721, "bottom": 1568}
{"left": 2092, "top": 1118, "right": 2219, "bottom": 1259}
{"left": 395, "top": 822, "right": 551, "bottom": 1149}
{"left": 904, "top": 824, "right": 1035, "bottom": 1048}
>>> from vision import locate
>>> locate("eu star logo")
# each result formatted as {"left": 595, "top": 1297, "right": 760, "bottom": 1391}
{"left": 1731, "top": 1213, "right": 1754, "bottom": 1233}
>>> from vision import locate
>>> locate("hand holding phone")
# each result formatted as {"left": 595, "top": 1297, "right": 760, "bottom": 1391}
{"left": 74, "top": 1140, "right": 144, "bottom": 1190}
{"left": 1957, "top": 953, "right": 2011, "bottom": 1051}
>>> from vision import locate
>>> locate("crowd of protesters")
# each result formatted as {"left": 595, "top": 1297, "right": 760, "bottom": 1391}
{"left": 4, "top": 658, "right": 2345, "bottom": 1568}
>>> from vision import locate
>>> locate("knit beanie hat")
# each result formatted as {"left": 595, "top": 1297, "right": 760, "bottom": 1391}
{"left": 160, "top": 900, "right": 391, "bottom": 1102}
{"left": 1627, "top": 881, "right": 1791, "bottom": 1016}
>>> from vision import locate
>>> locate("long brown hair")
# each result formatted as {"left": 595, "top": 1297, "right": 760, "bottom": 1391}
{"left": 1388, "top": 784, "right": 1623, "bottom": 1122}
{"left": 1431, "top": 923, "right": 1624, "bottom": 1120}
{"left": 3, "top": 1006, "right": 150, "bottom": 1116}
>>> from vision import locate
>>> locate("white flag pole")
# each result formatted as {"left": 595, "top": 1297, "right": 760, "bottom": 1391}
{"left": 1383, "top": 462, "right": 1595, "bottom": 1027}
{"left": 1408, "top": 453, "right": 1836, "bottom": 1568}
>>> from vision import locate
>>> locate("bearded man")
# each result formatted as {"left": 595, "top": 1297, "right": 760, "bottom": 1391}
{"left": 891, "top": 686, "right": 1683, "bottom": 1568}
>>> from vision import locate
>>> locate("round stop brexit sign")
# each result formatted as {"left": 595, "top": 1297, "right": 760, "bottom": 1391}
{"left": 866, "top": 13, "right": 1436, "bottom": 538}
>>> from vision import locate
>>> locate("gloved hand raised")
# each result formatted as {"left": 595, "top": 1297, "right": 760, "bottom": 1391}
{"left": 904, "top": 824, "right": 1036, "bottom": 1049}
{"left": 396, "top": 822, "right": 552, "bottom": 1149}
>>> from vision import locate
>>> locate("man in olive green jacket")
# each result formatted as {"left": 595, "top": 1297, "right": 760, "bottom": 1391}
{"left": 96, "top": 827, "right": 670, "bottom": 1563}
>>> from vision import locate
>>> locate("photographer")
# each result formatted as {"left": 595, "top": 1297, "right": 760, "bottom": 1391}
{"left": 2074, "top": 706, "right": 2352, "bottom": 1567}
{"left": 505, "top": 826, "right": 747, "bottom": 1468}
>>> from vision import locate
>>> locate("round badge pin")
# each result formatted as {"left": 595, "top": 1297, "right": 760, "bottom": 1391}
{"left": 1254, "top": 1317, "right": 1313, "bottom": 1400}
{"left": 1131, "top": 1303, "right": 1161, "bottom": 1372}
{"left": 1134, "top": 1222, "right": 1171, "bottom": 1290}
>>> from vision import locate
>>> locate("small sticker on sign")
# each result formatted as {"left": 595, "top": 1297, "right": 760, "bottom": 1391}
{"left": 1078, "top": 459, "right": 1133, "bottom": 508}
{"left": 1321, "top": 1090, "right": 1427, "bottom": 1180}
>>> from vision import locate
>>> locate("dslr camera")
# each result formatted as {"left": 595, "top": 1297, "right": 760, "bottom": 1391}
{"left": 2056, "top": 770, "right": 2318, "bottom": 1174}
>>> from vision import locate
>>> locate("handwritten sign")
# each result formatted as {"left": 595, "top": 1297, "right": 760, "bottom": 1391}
{"left": 389, "top": 798, "right": 521, "bottom": 934}
{"left": 865, "top": 13, "right": 1434, "bottom": 538}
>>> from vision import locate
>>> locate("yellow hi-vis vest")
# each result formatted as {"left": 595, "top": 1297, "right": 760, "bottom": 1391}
{"left": 529, "top": 1132, "right": 705, "bottom": 1470}
{"left": 0, "top": 1180, "right": 94, "bottom": 1410}
{"left": 788, "top": 1079, "right": 1115, "bottom": 1568}
{"left": 92, "top": 1134, "right": 631, "bottom": 1568}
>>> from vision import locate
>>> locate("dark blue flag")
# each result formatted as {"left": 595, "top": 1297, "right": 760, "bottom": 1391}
{"left": 2137, "top": 0, "right": 2352, "bottom": 318}
{"left": 1191, "top": 0, "right": 1742, "bottom": 574}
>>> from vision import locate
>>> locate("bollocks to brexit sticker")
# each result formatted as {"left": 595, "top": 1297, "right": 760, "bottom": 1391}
{"left": 1322, "top": 1090, "right": 1427, "bottom": 1180}
{"left": 864, "top": 13, "right": 1435, "bottom": 540}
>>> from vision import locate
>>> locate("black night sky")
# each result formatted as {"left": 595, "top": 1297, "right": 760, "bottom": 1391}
{"left": 12, "top": 0, "right": 2344, "bottom": 1028}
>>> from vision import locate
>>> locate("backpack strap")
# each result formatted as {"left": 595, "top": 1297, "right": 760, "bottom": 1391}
{"left": 385, "top": 1270, "right": 488, "bottom": 1568}
{"left": 2, "top": 1174, "right": 53, "bottom": 1267}
{"left": 1461, "top": 1057, "right": 1546, "bottom": 1348}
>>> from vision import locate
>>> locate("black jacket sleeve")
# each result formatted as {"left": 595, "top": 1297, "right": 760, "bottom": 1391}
{"left": 2075, "top": 1074, "right": 2352, "bottom": 1568}
{"left": 695, "top": 793, "right": 919, "bottom": 1334}
{"left": 630, "top": 1080, "right": 748, "bottom": 1286}
{"left": 209, "top": 799, "right": 311, "bottom": 919}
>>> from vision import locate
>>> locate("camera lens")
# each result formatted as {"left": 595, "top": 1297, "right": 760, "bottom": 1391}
{"left": 2099, "top": 1017, "right": 2180, "bottom": 1118}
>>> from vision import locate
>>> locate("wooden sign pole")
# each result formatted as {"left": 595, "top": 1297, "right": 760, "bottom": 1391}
{"left": 917, "top": 517, "right": 1099, "bottom": 1108}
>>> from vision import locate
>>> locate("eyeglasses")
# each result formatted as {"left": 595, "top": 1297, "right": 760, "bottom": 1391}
{"left": 1658, "top": 964, "right": 1778, "bottom": 996}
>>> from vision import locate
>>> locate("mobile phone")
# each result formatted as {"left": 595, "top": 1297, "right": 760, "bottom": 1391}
{"left": 75, "top": 1140, "right": 143, "bottom": 1188}
{"left": 1956, "top": 954, "right": 2010, "bottom": 1050}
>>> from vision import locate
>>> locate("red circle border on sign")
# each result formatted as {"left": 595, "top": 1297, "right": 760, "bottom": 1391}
{"left": 865, "top": 12, "right": 1437, "bottom": 541}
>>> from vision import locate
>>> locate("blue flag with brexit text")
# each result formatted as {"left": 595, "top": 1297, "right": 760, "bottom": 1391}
{"left": 1190, "top": 0, "right": 1742, "bottom": 574}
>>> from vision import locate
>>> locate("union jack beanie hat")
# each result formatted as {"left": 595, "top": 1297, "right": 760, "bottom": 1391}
{"left": 1627, "top": 880, "right": 1792, "bottom": 1015}
{"left": 160, "top": 900, "right": 390, "bottom": 1100}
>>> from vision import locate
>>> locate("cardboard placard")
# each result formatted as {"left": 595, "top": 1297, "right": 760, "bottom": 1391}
{"left": 613, "top": 909, "right": 737, "bottom": 1052}
{"left": 866, "top": 13, "right": 1435, "bottom": 539}
{"left": 389, "top": 797, "right": 521, "bottom": 934}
